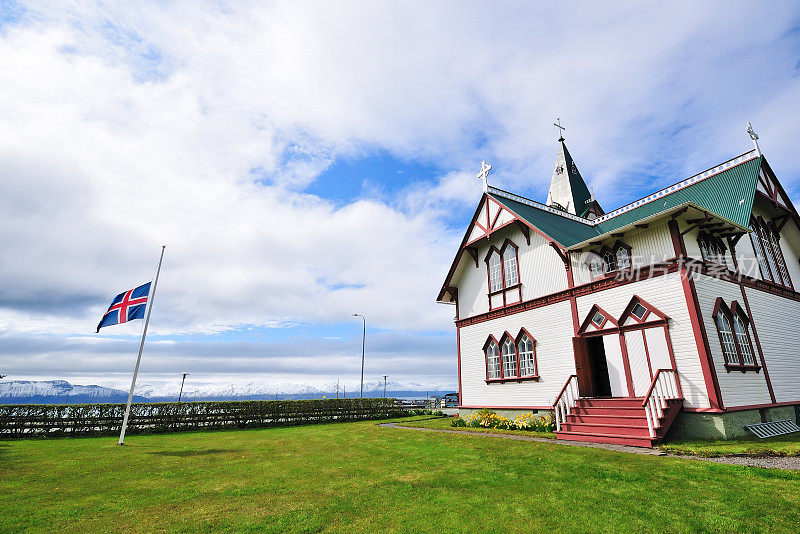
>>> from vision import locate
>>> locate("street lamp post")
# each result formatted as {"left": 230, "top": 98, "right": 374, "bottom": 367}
{"left": 383, "top": 375, "right": 388, "bottom": 398}
{"left": 178, "top": 373, "right": 189, "bottom": 403}
{"left": 353, "top": 313, "right": 365, "bottom": 398}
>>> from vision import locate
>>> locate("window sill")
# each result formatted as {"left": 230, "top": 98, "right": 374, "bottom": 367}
{"left": 485, "top": 375, "right": 540, "bottom": 384}
{"left": 724, "top": 364, "right": 761, "bottom": 374}
{"left": 488, "top": 283, "right": 521, "bottom": 297}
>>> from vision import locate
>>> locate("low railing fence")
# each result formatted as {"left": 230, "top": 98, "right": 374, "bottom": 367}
{"left": 552, "top": 374, "right": 579, "bottom": 431}
{"left": 0, "top": 398, "right": 403, "bottom": 438}
{"left": 642, "top": 369, "right": 682, "bottom": 438}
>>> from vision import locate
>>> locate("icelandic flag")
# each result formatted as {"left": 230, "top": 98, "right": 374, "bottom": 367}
{"left": 96, "top": 282, "right": 151, "bottom": 332}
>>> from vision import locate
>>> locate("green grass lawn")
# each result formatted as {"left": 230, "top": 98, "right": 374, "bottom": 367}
{"left": 395, "top": 416, "right": 556, "bottom": 439}
{"left": 661, "top": 432, "right": 800, "bottom": 457}
{"left": 2, "top": 417, "right": 800, "bottom": 533}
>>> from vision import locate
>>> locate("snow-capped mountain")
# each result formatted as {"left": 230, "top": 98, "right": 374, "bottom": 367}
{"left": 0, "top": 379, "right": 455, "bottom": 404}
{"left": 0, "top": 380, "right": 147, "bottom": 404}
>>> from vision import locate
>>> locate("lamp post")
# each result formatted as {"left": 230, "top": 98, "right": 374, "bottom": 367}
{"left": 353, "top": 313, "right": 365, "bottom": 398}
{"left": 383, "top": 375, "right": 388, "bottom": 398}
{"left": 178, "top": 373, "right": 189, "bottom": 403}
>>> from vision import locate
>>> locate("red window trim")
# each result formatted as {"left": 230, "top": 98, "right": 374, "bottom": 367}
{"left": 750, "top": 216, "right": 793, "bottom": 289}
{"left": 485, "top": 376, "right": 541, "bottom": 384}
{"left": 711, "top": 297, "right": 760, "bottom": 372}
{"left": 697, "top": 231, "right": 727, "bottom": 265}
{"left": 485, "top": 239, "right": 522, "bottom": 310}
{"left": 499, "top": 331, "right": 518, "bottom": 379}
{"left": 577, "top": 304, "right": 619, "bottom": 335}
{"left": 764, "top": 217, "right": 794, "bottom": 290}
{"left": 483, "top": 335, "right": 500, "bottom": 381}
{"left": 483, "top": 328, "right": 541, "bottom": 383}
{"left": 516, "top": 327, "right": 538, "bottom": 378}
{"left": 590, "top": 240, "right": 633, "bottom": 279}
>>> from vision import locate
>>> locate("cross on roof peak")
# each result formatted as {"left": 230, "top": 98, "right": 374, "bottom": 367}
{"left": 746, "top": 121, "right": 761, "bottom": 156}
{"left": 477, "top": 160, "right": 492, "bottom": 193}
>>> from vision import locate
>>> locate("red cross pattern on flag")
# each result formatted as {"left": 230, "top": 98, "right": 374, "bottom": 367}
{"left": 96, "top": 282, "right": 151, "bottom": 332}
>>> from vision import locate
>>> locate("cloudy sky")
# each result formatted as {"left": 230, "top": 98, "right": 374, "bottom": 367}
{"left": 1, "top": 1, "right": 799, "bottom": 395}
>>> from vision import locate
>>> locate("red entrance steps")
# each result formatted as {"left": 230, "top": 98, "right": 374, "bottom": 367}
{"left": 555, "top": 397, "right": 683, "bottom": 447}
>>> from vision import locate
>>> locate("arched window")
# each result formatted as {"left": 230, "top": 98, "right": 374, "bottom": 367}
{"left": 588, "top": 255, "right": 604, "bottom": 278}
{"left": 732, "top": 314, "right": 755, "bottom": 366}
{"left": 485, "top": 339, "right": 500, "bottom": 379}
{"left": 749, "top": 221, "right": 772, "bottom": 281}
{"left": 501, "top": 336, "right": 517, "bottom": 378}
{"left": 502, "top": 244, "right": 518, "bottom": 287}
{"left": 517, "top": 332, "right": 536, "bottom": 377}
{"left": 603, "top": 250, "right": 616, "bottom": 273}
{"left": 488, "top": 251, "right": 502, "bottom": 293}
{"left": 764, "top": 223, "right": 791, "bottom": 286}
{"left": 615, "top": 247, "right": 631, "bottom": 270}
{"left": 750, "top": 217, "right": 791, "bottom": 288}
{"left": 712, "top": 298, "right": 760, "bottom": 371}
{"left": 715, "top": 312, "right": 738, "bottom": 365}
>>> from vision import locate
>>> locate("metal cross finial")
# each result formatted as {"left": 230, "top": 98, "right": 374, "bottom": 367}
{"left": 477, "top": 160, "right": 492, "bottom": 192}
{"left": 553, "top": 118, "right": 566, "bottom": 141}
{"left": 746, "top": 121, "right": 761, "bottom": 156}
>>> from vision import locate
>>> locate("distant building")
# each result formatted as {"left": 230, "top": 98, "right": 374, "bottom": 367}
{"left": 437, "top": 128, "right": 800, "bottom": 445}
{"left": 441, "top": 393, "right": 459, "bottom": 408}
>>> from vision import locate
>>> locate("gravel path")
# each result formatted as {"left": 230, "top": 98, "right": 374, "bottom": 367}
{"left": 379, "top": 422, "right": 800, "bottom": 471}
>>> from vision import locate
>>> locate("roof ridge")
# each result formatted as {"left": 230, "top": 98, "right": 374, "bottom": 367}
{"left": 488, "top": 149, "right": 759, "bottom": 227}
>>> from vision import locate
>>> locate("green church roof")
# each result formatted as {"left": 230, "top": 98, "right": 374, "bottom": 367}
{"left": 489, "top": 152, "right": 762, "bottom": 249}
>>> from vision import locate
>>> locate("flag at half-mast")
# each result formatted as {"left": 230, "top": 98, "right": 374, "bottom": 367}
{"left": 96, "top": 282, "right": 151, "bottom": 332}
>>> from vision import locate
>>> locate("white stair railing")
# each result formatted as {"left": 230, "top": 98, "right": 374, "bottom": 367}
{"left": 641, "top": 369, "right": 682, "bottom": 438}
{"left": 552, "top": 374, "right": 579, "bottom": 431}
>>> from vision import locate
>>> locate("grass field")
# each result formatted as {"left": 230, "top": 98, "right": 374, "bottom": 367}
{"left": 660, "top": 433, "right": 800, "bottom": 457}
{"left": 2, "top": 417, "right": 800, "bottom": 533}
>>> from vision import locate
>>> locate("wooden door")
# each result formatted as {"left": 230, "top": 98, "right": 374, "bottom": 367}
{"left": 573, "top": 337, "right": 593, "bottom": 397}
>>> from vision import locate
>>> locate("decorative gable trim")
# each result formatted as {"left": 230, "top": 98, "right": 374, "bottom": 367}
{"left": 618, "top": 295, "right": 669, "bottom": 326}
{"left": 577, "top": 304, "right": 619, "bottom": 334}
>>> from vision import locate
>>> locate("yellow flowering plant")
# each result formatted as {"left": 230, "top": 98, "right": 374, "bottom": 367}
{"left": 453, "top": 409, "right": 555, "bottom": 432}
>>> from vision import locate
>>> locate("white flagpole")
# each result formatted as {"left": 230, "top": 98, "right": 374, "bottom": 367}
{"left": 118, "top": 245, "right": 166, "bottom": 446}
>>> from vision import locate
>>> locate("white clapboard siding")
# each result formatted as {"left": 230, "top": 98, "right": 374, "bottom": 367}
{"left": 576, "top": 272, "right": 709, "bottom": 408}
{"left": 457, "top": 253, "right": 489, "bottom": 318}
{"left": 459, "top": 300, "right": 575, "bottom": 408}
{"left": 734, "top": 230, "right": 762, "bottom": 282}
{"left": 644, "top": 327, "right": 672, "bottom": 372}
{"left": 626, "top": 222, "right": 675, "bottom": 269}
{"left": 692, "top": 274, "right": 773, "bottom": 407}
{"left": 743, "top": 286, "right": 800, "bottom": 403}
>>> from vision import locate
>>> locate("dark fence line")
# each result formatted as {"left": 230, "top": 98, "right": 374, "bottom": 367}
{"left": 0, "top": 398, "right": 404, "bottom": 438}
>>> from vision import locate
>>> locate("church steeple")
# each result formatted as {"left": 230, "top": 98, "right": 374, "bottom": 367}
{"left": 546, "top": 133, "right": 602, "bottom": 219}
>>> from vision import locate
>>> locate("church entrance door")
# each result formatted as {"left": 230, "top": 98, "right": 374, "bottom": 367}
{"left": 573, "top": 335, "right": 626, "bottom": 398}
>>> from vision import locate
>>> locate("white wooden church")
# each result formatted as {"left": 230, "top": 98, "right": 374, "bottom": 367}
{"left": 437, "top": 124, "right": 800, "bottom": 446}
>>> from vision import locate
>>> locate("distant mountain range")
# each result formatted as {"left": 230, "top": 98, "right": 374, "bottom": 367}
{"left": 0, "top": 380, "right": 454, "bottom": 404}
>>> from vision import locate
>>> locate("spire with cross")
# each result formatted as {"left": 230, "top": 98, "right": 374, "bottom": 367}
{"left": 553, "top": 117, "right": 566, "bottom": 142}
{"left": 477, "top": 160, "right": 492, "bottom": 193}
